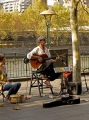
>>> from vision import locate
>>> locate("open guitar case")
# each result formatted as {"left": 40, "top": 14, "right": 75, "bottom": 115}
{"left": 43, "top": 95, "right": 80, "bottom": 108}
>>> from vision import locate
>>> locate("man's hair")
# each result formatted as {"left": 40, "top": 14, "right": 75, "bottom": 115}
{"left": 36, "top": 36, "right": 46, "bottom": 43}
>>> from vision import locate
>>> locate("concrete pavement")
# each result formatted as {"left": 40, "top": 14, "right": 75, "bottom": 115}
{"left": 0, "top": 78, "right": 89, "bottom": 120}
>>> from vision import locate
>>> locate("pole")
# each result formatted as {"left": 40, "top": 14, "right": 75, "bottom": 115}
{"left": 46, "top": 21, "right": 50, "bottom": 49}
{"left": 40, "top": 9, "right": 56, "bottom": 49}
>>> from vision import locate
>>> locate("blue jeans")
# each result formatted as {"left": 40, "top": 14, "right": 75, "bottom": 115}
{"left": 3, "top": 82, "right": 21, "bottom": 97}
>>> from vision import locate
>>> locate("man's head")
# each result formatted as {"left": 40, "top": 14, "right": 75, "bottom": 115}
{"left": 37, "top": 36, "right": 46, "bottom": 44}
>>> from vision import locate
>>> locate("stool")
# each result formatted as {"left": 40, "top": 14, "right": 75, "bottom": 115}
{"left": 29, "top": 70, "right": 53, "bottom": 96}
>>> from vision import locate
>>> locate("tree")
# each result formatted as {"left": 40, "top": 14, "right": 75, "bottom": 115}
{"left": 0, "top": 12, "right": 12, "bottom": 40}
{"left": 51, "top": 3, "right": 70, "bottom": 45}
{"left": 63, "top": 0, "right": 89, "bottom": 83}
{"left": 21, "top": 0, "right": 48, "bottom": 37}
{"left": 78, "top": 4, "right": 89, "bottom": 26}
{"left": 70, "top": 0, "right": 81, "bottom": 82}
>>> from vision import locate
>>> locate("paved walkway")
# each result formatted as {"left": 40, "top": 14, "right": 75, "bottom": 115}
{"left": 0, "top": 78, "right": 89, "bottom": 120}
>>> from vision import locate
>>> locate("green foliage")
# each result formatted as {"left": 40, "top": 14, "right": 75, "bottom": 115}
{"left": 50, "top": 3, "right": 70, "bottom": 40}
{"left": 21, "top": 0, "right": 47, "bottom": 36}
{"left": 52, "top": 3, "right": 70, "bottom": 28}
{"left": 78, "top": 4, "right": 89, "bottom": 26}
{"left": 0, "top": 1, "right": 89, "bottom": 42}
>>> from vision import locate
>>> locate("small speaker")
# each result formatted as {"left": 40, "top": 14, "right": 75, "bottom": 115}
{"left": 68, "top": 82, "right": 82, "bottom": 95}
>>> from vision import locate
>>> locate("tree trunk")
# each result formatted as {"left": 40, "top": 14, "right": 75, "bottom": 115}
{"left": 70, "top": 0, "right": 81, "bottom": 82}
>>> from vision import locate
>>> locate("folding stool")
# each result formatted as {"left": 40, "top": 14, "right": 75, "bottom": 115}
{"left": 29, "top": 70, "right": 54, "bottom": 96}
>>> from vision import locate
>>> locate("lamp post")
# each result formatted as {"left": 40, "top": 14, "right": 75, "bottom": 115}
{"left": 40, "top": 9, "right": 55, "bottom": 49}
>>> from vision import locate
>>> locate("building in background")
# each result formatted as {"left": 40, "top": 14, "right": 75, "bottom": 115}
{"left": 2, "top": 0, "right": 32, "bottom": 13}
{"left": 1, "top": 0, "right": 48, "bottom": 13}
{"left": 1, "top": 0, "right": 64, "bottom": 13}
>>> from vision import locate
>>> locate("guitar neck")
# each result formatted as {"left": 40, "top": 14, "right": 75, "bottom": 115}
{"left": 44, "top": 57, "right": 56, "bottom": 61}
{"left": 44, "top": 54, "right": 66, "bottom": 61}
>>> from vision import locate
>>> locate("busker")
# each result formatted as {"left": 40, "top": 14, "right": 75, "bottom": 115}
{"left": 27, "top": 36, "right": 61, "bottom": 88}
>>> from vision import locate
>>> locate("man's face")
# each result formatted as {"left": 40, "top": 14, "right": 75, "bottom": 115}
{"left": 40, "top": 39, "right": 46, "bottom": 45}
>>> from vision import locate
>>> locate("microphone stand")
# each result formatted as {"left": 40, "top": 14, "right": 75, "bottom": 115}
{"left": 52, "top": 49, "right": 66, "bottom": 66}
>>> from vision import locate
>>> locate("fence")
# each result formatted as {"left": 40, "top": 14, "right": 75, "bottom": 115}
{"left": 6, "top": 58, "right": 31, "bottom": 78}
{"left": 3, "top": 53, "right": 89, "bottom": 78}
{"left": 68, "top": 55, "right": 89, "bottom": 72}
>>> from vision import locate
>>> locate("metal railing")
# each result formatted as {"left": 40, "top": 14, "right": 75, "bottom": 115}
{"left": 68, "top": 55, "right": 89, "bottom": 72}
{"left": 6, "top": 58, "right": 32, "bottom": 78}
{"left": 5, "top": 53, "right": 35, "bottom": 78}
{"left": 4, "top": 53, "right": 89, "bottom": 78}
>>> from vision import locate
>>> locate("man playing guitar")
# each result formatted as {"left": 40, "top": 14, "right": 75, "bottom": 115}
{"left": 27, "top": 36, "right": 61, "bottom": 88}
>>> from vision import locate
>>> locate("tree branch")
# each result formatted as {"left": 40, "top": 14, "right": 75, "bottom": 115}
{"left": 80, "top": 0, "right": 89, "bottom": 14}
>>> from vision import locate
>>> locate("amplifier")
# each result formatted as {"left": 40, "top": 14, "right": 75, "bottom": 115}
{"left": 68, "top": 82, "right": 82, "bottom": 95}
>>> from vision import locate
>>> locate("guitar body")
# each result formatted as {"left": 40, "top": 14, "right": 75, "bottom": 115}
{"left": 30, "top": 54, "right": 48, "bottom": 69}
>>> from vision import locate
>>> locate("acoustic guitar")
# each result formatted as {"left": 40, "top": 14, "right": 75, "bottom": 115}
{"left": 30, "top": 53, "right": 66, "bottom": 69}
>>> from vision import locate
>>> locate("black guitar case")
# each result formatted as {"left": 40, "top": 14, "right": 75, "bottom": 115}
{"left": 43, "top": 95, "right": 80, "bottom": 108}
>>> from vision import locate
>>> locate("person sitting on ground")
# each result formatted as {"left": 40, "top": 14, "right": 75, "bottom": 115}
{"left": 0, "top": 54, "right": 21, "bottom": 102}
{"left": 27, "top": 36, "right": 61, "bottom": 88}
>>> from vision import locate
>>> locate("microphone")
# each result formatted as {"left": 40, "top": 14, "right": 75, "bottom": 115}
{"left": 59, "top": 57, "right": 66, "bottom": 66}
